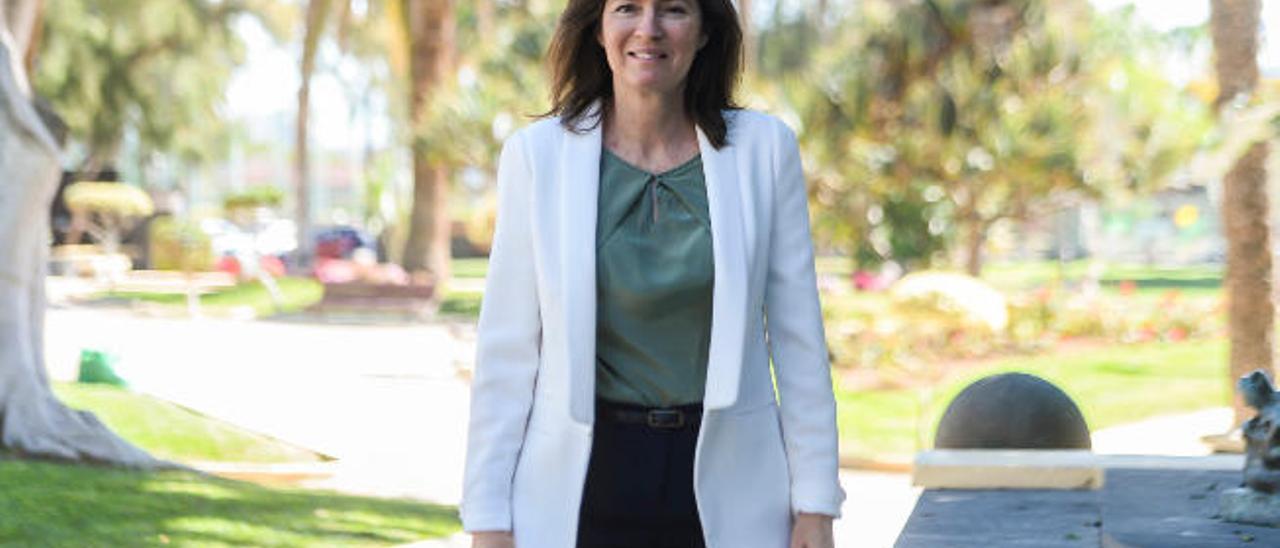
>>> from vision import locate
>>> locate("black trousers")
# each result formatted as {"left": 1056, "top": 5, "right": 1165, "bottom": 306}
{"left": 576, "top": 400, "right": 706, "bottom": 548}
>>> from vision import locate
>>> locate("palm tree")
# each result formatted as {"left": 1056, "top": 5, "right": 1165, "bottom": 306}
{"left": 399, "top": 0, "right": 455, "bottom": 285}
{"left": 1211, "top": 0, "right": 1274, "bottom": 425}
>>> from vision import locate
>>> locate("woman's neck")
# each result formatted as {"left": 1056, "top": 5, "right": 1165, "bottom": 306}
{"left": 603, "top": 87, "right": 699, "bottom": 173}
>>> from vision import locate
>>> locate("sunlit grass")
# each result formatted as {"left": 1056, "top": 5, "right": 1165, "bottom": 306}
{"left": 439, "top": 289, "right": 483, "bottom": 318}
{"left": 53, "top": 383, "right": 323, "bottom": 464}
{"left": 452, "top": 257, "right": 489, "bottom": 279}
{"left": 836, "top": 338, "right": 1226, "bottom": 462}
{"left": 0, "top": 460, "right": 459, "bottom": 546}
{"left": 106, "top": 277, "right": 324, "bottom": 317}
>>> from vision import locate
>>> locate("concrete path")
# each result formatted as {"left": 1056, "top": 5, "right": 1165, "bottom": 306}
{"left": 45, "top": 306, "right": 476, "bottom": 505}
{"left": 1091, "top": 407, "right": 1233, "bottom": 456}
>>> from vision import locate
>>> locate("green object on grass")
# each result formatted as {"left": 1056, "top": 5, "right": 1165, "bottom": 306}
{"left": 77, "top": 349, "right": 127, "bottom": 387}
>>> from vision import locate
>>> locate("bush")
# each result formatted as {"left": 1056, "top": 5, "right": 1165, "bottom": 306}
{"left": 149, "top": 217, "right": 215, "bottom": 271}
{"left": 223, "top": 185, "right": 284, "bottom": 212}
{"left": 64, "top": 182, "right": 154, "bottom": 217}
{"left": 823, "top": 277, "right": 1222, "bottom": 376}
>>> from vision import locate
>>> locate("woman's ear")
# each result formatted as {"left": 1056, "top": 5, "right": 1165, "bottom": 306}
{"left": 698, "top": 33, "right": 709, "bottom": 50}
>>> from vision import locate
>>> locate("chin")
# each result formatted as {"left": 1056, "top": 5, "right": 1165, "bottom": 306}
{"left": 620, "top": 76, "right": 681, "bottom": 95}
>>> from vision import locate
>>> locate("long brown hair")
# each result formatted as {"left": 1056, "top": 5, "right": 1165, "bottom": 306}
{"left": 544, "top": 0, "right": 743, "bottom": 148}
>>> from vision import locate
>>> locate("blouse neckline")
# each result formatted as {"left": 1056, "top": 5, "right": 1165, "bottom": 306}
{"left": 602, "top": 147, "right": 702, "bottom": 179}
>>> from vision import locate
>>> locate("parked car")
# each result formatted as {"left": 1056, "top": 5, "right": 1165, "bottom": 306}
{"left": 312, "top": 225, "right": 376, "bottom": 260}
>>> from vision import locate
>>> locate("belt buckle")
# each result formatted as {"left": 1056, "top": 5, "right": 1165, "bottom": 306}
{"left": 647, "top": 409, "right": 685, "bottom": 429}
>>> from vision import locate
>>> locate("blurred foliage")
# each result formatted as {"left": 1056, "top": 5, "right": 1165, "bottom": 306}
{"left": 223, "top": 185, "right": 286, "bottom": 212}
{"left": 32, "top": 0, "right": 286, "bottom": 170}
{"left": 148, "top": 217, "right": 216, "bottom": 272}
{"left": 64, "top": 182, "right": 154, "bottom": 253}
{"left": 757, "top": 0, "right": 1211, "bottom": 274}
{"left": 823, "top": 269, "right": 1222, "bottom": 378}
{"left": 412, "top": 2, "right": 555, "bottom": 171}
{"left": 64, "top": 182, "right": 154, "bottom": 217}
{"left": 30, "top": 0, "right": 1226, "bottom": 280}
{"left": 462, "top": 195, "right": 498, "bottom": 255}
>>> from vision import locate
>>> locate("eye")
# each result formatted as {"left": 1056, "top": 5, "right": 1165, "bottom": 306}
{"left": 664, "top": 1, "right": 691, "bottom": 15}
{"left": 613, "top": 2, "right": 638, "bottom": 13}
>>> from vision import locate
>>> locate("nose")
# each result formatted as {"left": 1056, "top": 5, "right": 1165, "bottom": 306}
{"left": 637, "top": 6, "right": 664, "bottom": 39}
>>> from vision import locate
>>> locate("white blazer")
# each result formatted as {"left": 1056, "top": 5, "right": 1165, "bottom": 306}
{"left": 461, "top": 108, "right": 845, "bottom": 548}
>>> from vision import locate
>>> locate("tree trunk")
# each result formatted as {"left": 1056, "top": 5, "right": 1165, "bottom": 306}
{"left": 962, "top": 218, "right": 986, "bottom": 278}
{"left": 739, "top": 0, "right": 754, "bottom": 72}
{"left": 0, "top": 7, "right": 160, "bottom": 467}
{"left": 295, "top": 0, "right": 331, "bottom": 258}
{"left": 295, "top": 0, "right": 333, "bottom": 261}
{"left": 400, "top": 0, "right": 454, "bottom": 284}
{"left": 477, "top": 0, "right": 494, "bottom": 38}
{"left": 1211, "top": 0, "right": 1274, "bottom": 426}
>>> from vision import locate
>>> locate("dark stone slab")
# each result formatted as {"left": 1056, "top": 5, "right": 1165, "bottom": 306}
{"left": 895, "top": 489, "right": 1101, "bottom": 547}
{"left": 1101, "top": 468, "right": 1280, "bottom": 547}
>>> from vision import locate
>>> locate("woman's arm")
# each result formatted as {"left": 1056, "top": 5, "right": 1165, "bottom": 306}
{"left": 460, "top": 130, "right": 542, "bottom": 534}
{"left": 764, "top": 118, "right": 846, "bottom": 519}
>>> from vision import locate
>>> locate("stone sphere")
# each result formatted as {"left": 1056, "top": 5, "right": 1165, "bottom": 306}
{"left": 934, "top": 372, "right": 1091, "bottom": 449}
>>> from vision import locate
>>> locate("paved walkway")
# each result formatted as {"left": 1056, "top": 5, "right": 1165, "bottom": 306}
{"left": 43, "top": 302, "right": 1234, "bottom": 547}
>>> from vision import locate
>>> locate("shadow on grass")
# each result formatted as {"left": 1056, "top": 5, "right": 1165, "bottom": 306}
{"left": 0, "top": 460, "right": 459, "bottom": 546}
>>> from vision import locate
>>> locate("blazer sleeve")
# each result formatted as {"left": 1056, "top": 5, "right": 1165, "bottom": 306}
{"left": 460, "top": 130, "right": 541, "bottom": 532}
{"left": 765, "top": 119, "right": 847, "bottom": 518}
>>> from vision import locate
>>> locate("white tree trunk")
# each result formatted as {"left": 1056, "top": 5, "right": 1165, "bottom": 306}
{"left": 0, "top": 7, "right": 161, "bottom": 468}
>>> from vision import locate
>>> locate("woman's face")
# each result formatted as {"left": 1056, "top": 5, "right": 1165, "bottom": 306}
{"left": 598, "top": 0, "right": 708, "bottom": 97}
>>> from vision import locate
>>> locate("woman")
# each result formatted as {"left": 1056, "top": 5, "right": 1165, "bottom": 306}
{"left": 461, "top": 1, "right": 844, "bottom": 547}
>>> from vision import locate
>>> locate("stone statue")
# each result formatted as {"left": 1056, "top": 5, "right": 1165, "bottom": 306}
{"left": 1220, "top": 369, "right": 1280, "bottom": 527}
{"left": 1240, "top": 370, "right": 1280, "bottom": 493}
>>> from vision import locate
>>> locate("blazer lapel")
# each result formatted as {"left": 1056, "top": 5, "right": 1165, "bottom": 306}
{"left": 563, "top": 119, "right": 602, "bottom": 427}
{"left": 698, "top": 125, "right": 748, "bottom": 410}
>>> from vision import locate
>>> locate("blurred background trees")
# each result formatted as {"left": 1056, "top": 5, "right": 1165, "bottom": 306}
{"left": 15, "top": 0, "right": 1273, "bottom": 297}
{"left": 762, "top": 0, "right": 1209, "bottom": 276}
{"left": 17, "top": 3, "right": 1268, "bottom": 399}
{"left": 32, "top": 0, "right": 284, "bottom": 174}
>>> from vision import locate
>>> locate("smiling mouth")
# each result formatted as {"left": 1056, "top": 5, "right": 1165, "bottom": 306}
{"left": 628, "top": 52, "right": 668, "bottom": 60}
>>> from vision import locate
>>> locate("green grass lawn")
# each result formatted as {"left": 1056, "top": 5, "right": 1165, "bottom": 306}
{"left": 982, "top": 260, "right": 1222, "bottom": 296}
{"left": 53, "top": 384, "right": 322, "bottom": 464}
{"left": 0, "top": 385, "right": 461, "bottom": 545}
{"left": 452, "top": 257, "right": 489, "bottom": 279}
{"left": 0, "top": 459, "right": 459, "bottom": 546}
{"left": 836, "top": 337, "right": 1227, "bottom": 462}
{"left": 107, "top": 277, "right": 324, "bottom": 317}
{"left": 439, "top": 289, "right": 483, "bottom": 318}
{"left": 818, "top": 257, "right": 1223, "bottom": 297}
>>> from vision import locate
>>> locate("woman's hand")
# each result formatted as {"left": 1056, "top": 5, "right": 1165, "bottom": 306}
{"left": 471, "top": 531, "right": 514, "bottom": 548}
{"left": 790, "top": 512, "right": 835, "bottom": 548}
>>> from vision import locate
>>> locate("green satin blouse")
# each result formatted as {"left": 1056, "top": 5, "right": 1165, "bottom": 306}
{"left": 595, "top": 148, "right": 714, "bottom": 407}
